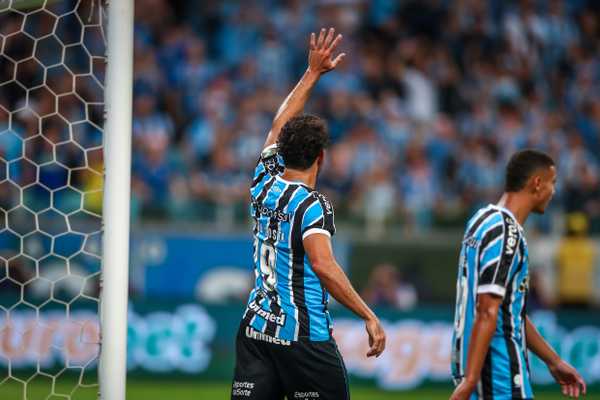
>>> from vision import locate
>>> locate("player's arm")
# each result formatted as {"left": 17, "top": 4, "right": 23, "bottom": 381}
{"left": 525, "top": 316, "right": 586, "bottom": 398}
{"left": 303, "top": 234, "right": 386, "bottom": 358}
{"left": 450, "top": 293, "right": 502, "bottom": 400}
{"left": 263, "top": 28, "right": 345, "bottom": 149}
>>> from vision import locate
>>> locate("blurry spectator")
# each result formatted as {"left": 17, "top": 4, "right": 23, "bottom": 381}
{"left": 362, "top": 166, "right": 396, "bottom": 239}
{"left": 132, "top": 136, "right": 183, "bottom": 217}
{"left": 184, "top": 108, "right": 219, "bottom": 166}
{"left": 132, "top": 92, "right": 175, "bottom": 148}
{"left": 174, "top": 37, "right": 216, "bottom": 114}
{"left": 555, "top": 213, "right": 597, "bottom": 308}
{"left": 320, "top": 143, "right": 354, "bottom": 210}
{"left": 402, "top": 45, "right": 437, "bottom": 122}
{"left": 191, "top": 146, "right": 247, "bottom": 228}
{"left": 256, "top": 27, "right": 290, "bottom": 90}
{"left": 134, "top": 49, "right": 165, "bottom": 100}
{"left": 561, "top": 134, "right": 600, "bottom": 230}
{"left": 399, "top": 144, "right": 436, "bottom": 231}
{"left": 361, "top": 263, "right": 417, "bottom": 310}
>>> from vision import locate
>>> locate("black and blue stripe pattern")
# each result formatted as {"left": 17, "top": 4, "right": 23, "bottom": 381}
{"left": 244, "top": 145, "right": 336, "bottom": 342}
{"left": 451, "top": 205, "right": 534, "bottom": 399}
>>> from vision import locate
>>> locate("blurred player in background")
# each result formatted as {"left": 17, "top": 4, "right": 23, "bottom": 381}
{"left": 231, "top": 28, "right": 386, "bottom": 400}
{"left": 450, "top": 150, "right": 586, "bottom": 400}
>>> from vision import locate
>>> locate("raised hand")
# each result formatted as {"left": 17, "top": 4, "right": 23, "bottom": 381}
{"left": 263, "top": 28, "right": 346, "bottom": 148}
{"left": 549, "top": 359, "right": 587, "bottom": 398}
{"left": 308, "top": 27, "right": 346, "bottom": 75}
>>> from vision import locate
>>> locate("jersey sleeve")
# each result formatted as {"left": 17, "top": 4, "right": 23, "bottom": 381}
{"left": 301, "top": 193, "right": 336, "bottom": 240}
{"left": 477, "top": 214, "right": 521, "bottom": 298}
{"left": 251, "top": 144, "right": 285, "bottom": 189}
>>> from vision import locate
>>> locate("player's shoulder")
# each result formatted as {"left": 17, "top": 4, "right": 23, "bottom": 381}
{"left": 298, "top": 190, "right": 336, "bottom": 237}
{"left": 489, "top": 206, "right": 522, "bottom": 237}
{"left": 465, "top": 205, "right": 502, "bottom": 238}
{"left": 297, "top": 189, "right": 334, "bottom": 212}
{"left": 311, "top": 190, "right": 334, "bottom": 215}
{"left": 291, "top": 189, "right": 334, "bottom": 220}
{"left": 290, "top": 187, "right": 322, "bottom": 208}
{"left": 468, "top": 205, "right": 522, "bottom": 240}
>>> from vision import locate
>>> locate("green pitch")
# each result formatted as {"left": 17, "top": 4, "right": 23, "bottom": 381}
{"left": 1, "top": 380, "right": 597, "bottom": 400}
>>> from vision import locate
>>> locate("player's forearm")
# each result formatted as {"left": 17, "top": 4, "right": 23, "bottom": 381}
{"left": 264, "top": 69, "right": 320, "bottom": 148}
{"left": 525, "top": 316, "right": 560, "bottom": 366}
{"left": 315, "top": 260, "right": 377, "bottom": 322}
{"left": 463, "top": 307, "right": 498, "bottom": 385}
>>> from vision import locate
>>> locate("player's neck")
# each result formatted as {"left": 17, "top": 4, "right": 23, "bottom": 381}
{"left": 497, "top": 193, "right": 532, "bottom": 226}
{"left": 281, "top": 168, "right": 316, "bottom": 189}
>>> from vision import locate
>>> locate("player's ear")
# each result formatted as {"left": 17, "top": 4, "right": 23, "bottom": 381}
{"left": 530, "top": 175, "right": 542, "bottom": 194}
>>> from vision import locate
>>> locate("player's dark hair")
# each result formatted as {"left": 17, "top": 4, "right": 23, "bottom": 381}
{"left": 277, "top": 114, "right": 329, "bottom": 170}
{"left": 505, "top": 149, "right": 555, "bottom": 192}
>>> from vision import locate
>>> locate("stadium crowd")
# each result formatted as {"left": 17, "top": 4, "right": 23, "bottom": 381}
{"left": 132, "top": 0, "right": 600, "bottom": 232}
{"left": 1, "top": 0, "right": 599, "bottom": 233}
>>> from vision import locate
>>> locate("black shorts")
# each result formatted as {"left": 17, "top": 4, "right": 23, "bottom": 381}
{"left": 231, "top": 323, "right": 350, "bottom": 400}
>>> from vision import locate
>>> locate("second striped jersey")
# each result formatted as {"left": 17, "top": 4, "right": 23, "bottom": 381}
{"left": 451, "top": 204, "right": 534, "bottom": 399}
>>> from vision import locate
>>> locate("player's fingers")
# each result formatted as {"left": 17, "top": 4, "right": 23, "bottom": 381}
{"left": 568, "top": 384, "right": 576, "bottom": 398}
{"left": 327, "top": 34, "right": 343, "bottom": 53}
{"left": 378, "top": 332, "right": 386, "bottom": 354}
{"left": 317, "top": 28, "right": 326, "bottom": 48}
{"left": 366, "top": 334, "right": 378, "bottom": 357}
{"left": 562, "top": 385, "right": 568, "bottom": 396}
{"left": 579, "top": 377, "right": 587, "bottom": 395}
{"left": 310, "top": 32, "right": 316, "bottom": 50}
{"left": 371, "top": 342, "right": 381, "bottom": 357}
{"left": 376, "top": 340, "right": 384, "bottom": 357}
{"left": 324, "top": 27, "right": 335, "bottom": 48}
{"left": 366, "top": 345, "right": 377, "bottom": 357}
{"left": 569, "top": 383, "right": 579, "bottom": 398}
{"left": 331, "top": 53, "right": 346, "bottom": 68}
{"left": 374, "top": 333, "right": 385, "bottom": 356}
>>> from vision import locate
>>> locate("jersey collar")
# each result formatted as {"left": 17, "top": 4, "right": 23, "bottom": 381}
{"left": 275, "top": 175, "right": 314, "bottom": 191}
{"left": 488, "top": 204, "right": 524, "bottom": 231}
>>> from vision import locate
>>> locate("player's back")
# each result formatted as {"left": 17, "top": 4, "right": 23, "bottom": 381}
{"left": 242, "top": 146, "right": 336, "bottom": 342}
{"left": 451, "top": 204, "right": 533, "bottom": 399}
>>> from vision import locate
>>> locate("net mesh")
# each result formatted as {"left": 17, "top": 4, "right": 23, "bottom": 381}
{"left": 0, "top": 0, "right": 105, "bottom": 398}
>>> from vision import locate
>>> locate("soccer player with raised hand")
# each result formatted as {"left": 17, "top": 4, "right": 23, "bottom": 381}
{"left": 231, "top": 28, "right": 385, "bottom": 400}
{"left": 450, "top": 150, "right": 587, "bottom": 400}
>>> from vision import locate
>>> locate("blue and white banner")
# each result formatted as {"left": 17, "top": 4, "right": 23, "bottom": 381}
{"left": 0, "top": 304, "right": 598, "bottom": 390}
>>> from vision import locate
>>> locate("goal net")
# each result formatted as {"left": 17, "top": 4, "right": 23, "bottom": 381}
{"left": 0, "top": 0, "right": 109, "bottom": 398}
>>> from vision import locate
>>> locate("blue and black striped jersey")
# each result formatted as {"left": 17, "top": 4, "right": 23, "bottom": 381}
{"left": 451, "top": 204, "right": 534, "bottom": 400}
{"left": 242, "top": 144, "right": 336, "bottom": 342}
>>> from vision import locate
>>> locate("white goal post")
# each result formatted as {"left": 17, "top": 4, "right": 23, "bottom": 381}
{"left": 99, "top": 1, "right": 134, "bottom": 400}
{"left": 0, "top": 0, "right": 133, "bottom": 399}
